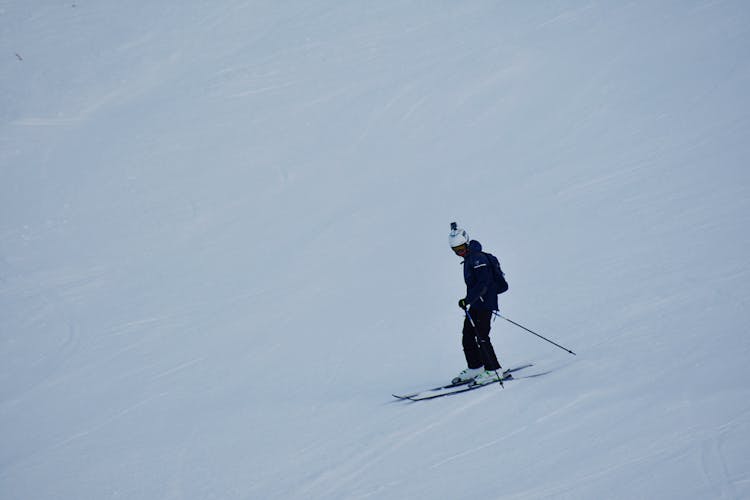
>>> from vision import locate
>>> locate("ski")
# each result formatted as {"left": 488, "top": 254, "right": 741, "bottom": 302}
{"left": 392, "top": 377, "right": 475, "bottom": 400}
{"left": 405, "top": 374, "right": 513, "bottom": 401}
{"left": 393, "top": 363, "right": 533, "bottom": 401}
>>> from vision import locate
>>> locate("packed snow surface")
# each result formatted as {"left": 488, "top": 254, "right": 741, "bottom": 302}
{"left": 2, "top": 1, "right": 749, "bottom": 499}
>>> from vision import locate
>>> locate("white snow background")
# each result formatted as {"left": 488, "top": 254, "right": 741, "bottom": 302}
{"left": 2, "top": 1, "right": 750, "bottom": 499}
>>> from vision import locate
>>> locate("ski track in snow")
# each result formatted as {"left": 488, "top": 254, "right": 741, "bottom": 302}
{"left": 299, "top": 394, "right": 491, "bottom": 497}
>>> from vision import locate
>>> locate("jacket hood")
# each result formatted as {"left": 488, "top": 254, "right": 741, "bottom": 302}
{"left": 468, "top": 240, "right": 483, "bottom": 253}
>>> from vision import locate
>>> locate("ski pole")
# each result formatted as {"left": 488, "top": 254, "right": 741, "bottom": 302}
{"left": 493, "top": 312, "right": 576, "bottom": 356}
{"left": 466, "top": 308, "right": 504, "bottom": 388}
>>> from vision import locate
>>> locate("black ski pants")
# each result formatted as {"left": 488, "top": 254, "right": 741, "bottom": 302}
{"left": 462, "top": 308, "right": 501, "bottom": 371}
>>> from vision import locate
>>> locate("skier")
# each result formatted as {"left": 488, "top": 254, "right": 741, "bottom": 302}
{"left": 449, "top": 223, "right": 504, "bottom": 386}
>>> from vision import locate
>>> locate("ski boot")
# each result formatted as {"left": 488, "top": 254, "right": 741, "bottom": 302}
{"left": 451, "top": 366, "right": 484, "bottom": 385}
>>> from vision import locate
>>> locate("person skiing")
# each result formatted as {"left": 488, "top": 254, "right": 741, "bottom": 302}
{"left": 449, "top": 223, "right": 504, "bottom": 386}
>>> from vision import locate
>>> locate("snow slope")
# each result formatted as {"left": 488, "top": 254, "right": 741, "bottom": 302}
{"left": 2, "top": 1, "right": 750, "bottom": 498}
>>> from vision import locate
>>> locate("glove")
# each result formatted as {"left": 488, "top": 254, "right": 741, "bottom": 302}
{"left": 458, "top": 298, "right": 467, "bottom": 310}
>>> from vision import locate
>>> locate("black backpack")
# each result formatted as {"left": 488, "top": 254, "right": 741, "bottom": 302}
{"left": 483, "top": 252, "right": 509, "bottom": 294}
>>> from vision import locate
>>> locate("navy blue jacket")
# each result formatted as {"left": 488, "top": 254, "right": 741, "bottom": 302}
{"left": 463, "top": 240, "right": 499, "bottom": 311}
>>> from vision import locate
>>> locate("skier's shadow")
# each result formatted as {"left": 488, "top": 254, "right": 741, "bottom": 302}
{"left": 511, "top": 369, "right": 554, "bottom": 379}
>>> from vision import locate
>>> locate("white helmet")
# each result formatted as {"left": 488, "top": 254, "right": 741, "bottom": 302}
{"left": 449, "top": 222, "right": 469, "bottom": 248}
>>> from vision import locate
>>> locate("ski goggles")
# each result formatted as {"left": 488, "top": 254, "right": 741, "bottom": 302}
{"left": 452, "top": 244, "right": 468, "bottom": 256}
